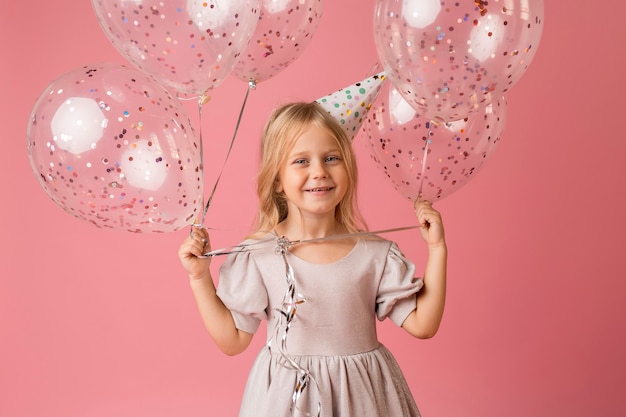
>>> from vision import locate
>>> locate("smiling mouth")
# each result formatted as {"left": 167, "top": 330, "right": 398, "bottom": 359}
{"left": 306, "top": 187, "right": 333, "bottom": 192}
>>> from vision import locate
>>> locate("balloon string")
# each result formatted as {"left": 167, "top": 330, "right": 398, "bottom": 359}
{"left": 195, "top": 79, "right": 257, "bottom": 227}
{"left": 417, "top": 121, "right": 433, "bottom": 201}
{"left": 269, "top": 237, "right": 321, "bottom": 417}
{"left": 195, "top": 94, "right": 209, "bottom": 226}
{"left": 197, "top": 225, "right": 421, "bottom": 258}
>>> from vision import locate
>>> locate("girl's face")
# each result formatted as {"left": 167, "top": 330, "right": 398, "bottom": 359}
{"left": 277, "top": 124, "right": 349, "bottom": 221}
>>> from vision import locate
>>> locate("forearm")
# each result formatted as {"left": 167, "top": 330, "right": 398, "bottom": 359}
{"left": 403, "top": 244, "right": 447, "bottom": 338}
{"left": 189, "top": 273, "right": 252, "bottom": 355}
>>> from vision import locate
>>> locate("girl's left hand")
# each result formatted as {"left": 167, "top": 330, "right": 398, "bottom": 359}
{"left": 414, "top": 200, "right": 446, "bottom": 248}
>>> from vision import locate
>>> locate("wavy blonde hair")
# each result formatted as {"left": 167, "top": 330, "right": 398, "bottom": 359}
{"left": 255, "top": 101, "right": 366, "bottom": 234}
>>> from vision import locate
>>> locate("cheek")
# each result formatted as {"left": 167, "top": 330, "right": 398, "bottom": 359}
{"left": 335, "top": 168, "right": 350, "bottom": 186}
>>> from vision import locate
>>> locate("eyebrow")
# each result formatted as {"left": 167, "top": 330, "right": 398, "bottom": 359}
{"left": 288, "top": 148, "right": 342, "bottom": 157}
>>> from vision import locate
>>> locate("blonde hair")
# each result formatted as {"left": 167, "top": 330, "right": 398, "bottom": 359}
{"left": 255, "top": 101, "right": 366, "bottom": 234}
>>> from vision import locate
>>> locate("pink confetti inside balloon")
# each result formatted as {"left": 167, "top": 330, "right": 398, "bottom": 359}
{"left": 232, "top": 0, "right": 324, "bottom": 84}
{"left": 364, "top": 82, "right": 507, "bottom": 202}
{"left": 374, "top": 0, "right": 543, "bottom": 122}
{"left": 91, "top": 0, "right": 261, "bottom": 96}
{"left": 26, "top": 62, "right": 203, "bottom": 233}
{"left": 316, "top": 71, "right": 387, "bottom": 141}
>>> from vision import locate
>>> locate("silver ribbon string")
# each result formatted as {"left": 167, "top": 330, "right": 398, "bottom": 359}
{"left": 269, "top": 236, "right": 320, "bottom": 417}
{"left": 417, "top": 121, "right": 434, "bottom": 201}
{"left": 197, "top": 225, "right": 421, "bottom": 258}
{"left": 193, "top": 79, "right": 257, "bottom": 227}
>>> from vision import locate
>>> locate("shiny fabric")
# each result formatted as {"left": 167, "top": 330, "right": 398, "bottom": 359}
{"left": 217, "top": 235, "right": 423, "bottom": 417}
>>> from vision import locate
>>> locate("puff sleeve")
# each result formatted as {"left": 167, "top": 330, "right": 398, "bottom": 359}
{"left": 375, "top": 242, "right": 424, "bottom": 326}
{"left": 216, "top": 247, "right": 268, "bottom": 334}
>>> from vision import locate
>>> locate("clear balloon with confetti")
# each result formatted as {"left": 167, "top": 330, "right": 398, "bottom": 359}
{"left": 232, "top": 0, "right": 324, "bottom": 84}
{"left": 26, "top": 62, "right": 203, "bottom": 233}
{"left": 364, "top": 82, "right": 507, "bottom": 202}
{"left": 91, "top": 0, "right": 261, "bottom": 96}
{"left": 374, "top": 0, "right": 543, "bottom": 122}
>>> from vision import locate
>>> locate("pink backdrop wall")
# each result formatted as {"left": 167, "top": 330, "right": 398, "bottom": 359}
{"left": 2, "top": 1, "right": 625, "bottom": 416}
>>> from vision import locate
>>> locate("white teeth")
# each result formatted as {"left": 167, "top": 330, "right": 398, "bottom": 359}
{"left": 309, "top": 187, "right": 330, "bottom": 192}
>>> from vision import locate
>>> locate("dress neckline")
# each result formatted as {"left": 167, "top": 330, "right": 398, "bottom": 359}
{"left": 282, "top": 236, "right": 362, "bottom": 266}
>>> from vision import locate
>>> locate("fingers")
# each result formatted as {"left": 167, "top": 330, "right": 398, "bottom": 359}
{"left": 413, "top": 200, "right": 445, "bottom": 246}
{"left": 414, "top": 200, "right": 437, "bottom": 226}
{"left": 189, "top": 225, "right": 210, "bottom": 248}
{"left": 181, "top": 226, "right": 211, "bottom": 259}
{"left": 179, "top": 227, "right": 212, "bottom": 279}
{"left": 413, "top": 199, "right": 433, "bottom": 213}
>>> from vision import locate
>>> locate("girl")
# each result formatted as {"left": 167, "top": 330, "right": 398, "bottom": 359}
{"left": 179, "top": 102, "right": 447, "bottom": 416}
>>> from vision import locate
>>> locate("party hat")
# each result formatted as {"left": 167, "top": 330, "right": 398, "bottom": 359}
{"left": 316, "top": 71, "right": 387, "bottom": 141}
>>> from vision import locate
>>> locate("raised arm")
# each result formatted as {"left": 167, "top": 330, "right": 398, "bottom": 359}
{"left": 178, "top": 228, "right": 253, "bottom": 355}
{"left": 401, "top": 201, "right": 448, "bottom": 339}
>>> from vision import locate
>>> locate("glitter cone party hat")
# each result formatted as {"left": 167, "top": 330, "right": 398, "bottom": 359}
{"left": 316, "top": 71, "right": 387, "bottom": 141}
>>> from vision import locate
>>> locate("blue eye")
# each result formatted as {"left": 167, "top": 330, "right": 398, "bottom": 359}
{"left": 326, "top": 155, "right": 341, "bottom": 163}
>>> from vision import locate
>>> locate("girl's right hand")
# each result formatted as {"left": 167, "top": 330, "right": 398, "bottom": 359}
{"left": 178, "top": 226, "right": 211, "bottom": 280}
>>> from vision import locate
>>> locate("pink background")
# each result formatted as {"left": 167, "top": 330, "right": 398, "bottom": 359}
{"left": 2, "top": 1, "right": 625, "bottom": 416}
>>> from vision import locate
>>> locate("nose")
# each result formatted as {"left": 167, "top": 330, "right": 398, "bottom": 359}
{"left": 311, "top": 160, "right": 328, "bottom": 179}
